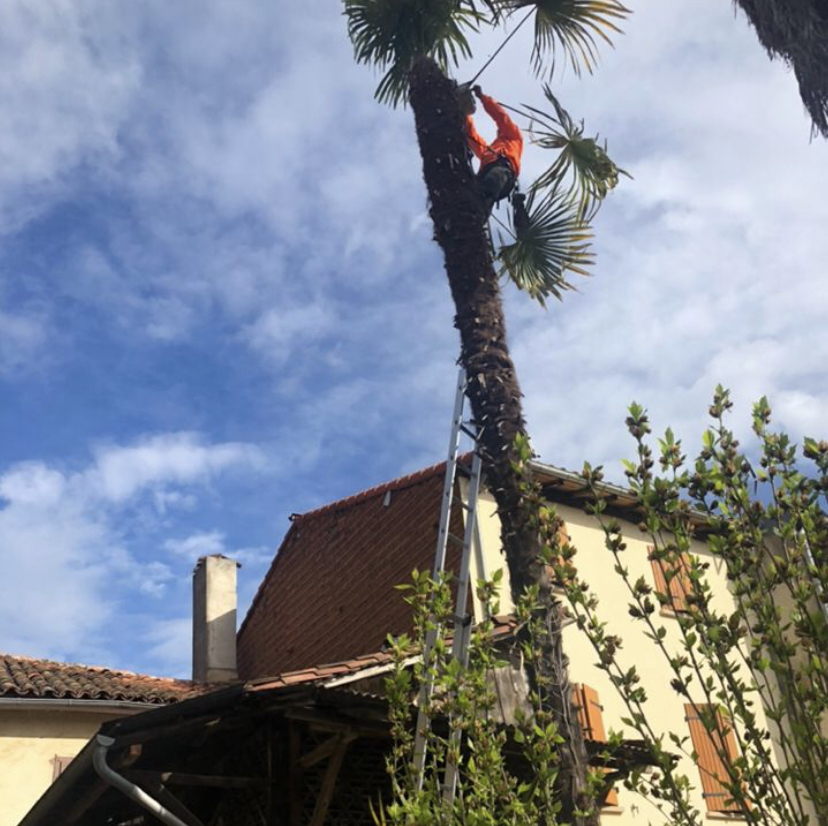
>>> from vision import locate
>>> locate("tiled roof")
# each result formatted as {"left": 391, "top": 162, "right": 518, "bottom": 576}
{"left": 247, "top": 617, "right": 517, "bottom": 693}
{"left": 248, "top": 650, "right": 394, "bottom": 692}
{"left": 0, "top": 654, "right": 205, "bottom": 705}
{"left": 237, "top": 459, "right": 468, "bottom": 679}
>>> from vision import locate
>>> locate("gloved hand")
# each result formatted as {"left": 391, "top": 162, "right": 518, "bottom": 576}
{"left": 472, "top": 85, "right": 483, "bottom": 98}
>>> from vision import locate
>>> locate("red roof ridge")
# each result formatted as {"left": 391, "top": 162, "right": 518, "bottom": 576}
{"left": 0, "top": 652, "right": 190, "bottom": 686}
{"left": 245, "top": 618, "right": 517, "bottom": 693}
{"left": 292, "top": 457, "right": 453, "bottom": 523}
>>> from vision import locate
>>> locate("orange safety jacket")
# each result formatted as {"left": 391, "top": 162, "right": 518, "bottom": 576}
{"left": 465, "top": 93, "right": 523, "bottom": 177}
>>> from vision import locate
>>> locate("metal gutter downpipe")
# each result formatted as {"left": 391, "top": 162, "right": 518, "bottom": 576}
{"left": 93, "top": 734, "right": 191, "bottom": 826}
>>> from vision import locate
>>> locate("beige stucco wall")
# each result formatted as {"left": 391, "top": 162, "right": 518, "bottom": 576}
{"left": 0, "top": 706, "right": 133, "bottom": 826}
{"left": 463, "top": 483, "right": 810, "bottom": 824}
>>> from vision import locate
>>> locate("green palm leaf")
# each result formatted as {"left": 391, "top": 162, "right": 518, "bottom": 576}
{"left": 495, "top": 0, "right": 630, "bottom": 78}
{"left": 522, "top": 85, "right": 630, "bottom": 219}
{"left": 343, "top": 0, "right": 481, "bottom": 106}
{"left": 497, "top": 187, "right": 593, "bottom": 306}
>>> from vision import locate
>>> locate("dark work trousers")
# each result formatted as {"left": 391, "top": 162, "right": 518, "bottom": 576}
{"left": 478, "top": 159, "right": 516, "bottom": 214}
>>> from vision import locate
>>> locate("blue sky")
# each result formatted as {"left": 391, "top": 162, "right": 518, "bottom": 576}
{"left": 1, "top": 0, "right": 826, "bottom": 678}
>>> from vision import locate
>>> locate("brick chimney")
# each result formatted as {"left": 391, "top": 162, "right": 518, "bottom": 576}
{"left": 192, "top": 555, "right": 239, "bottom": 683}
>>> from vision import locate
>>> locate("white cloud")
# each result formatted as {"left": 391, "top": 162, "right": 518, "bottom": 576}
{"left": 0, "top": 433, "right": 264, "bottom": 664}
{"left": 242, "top": 303, "right": 337, "bottom": 366}
{"left": 86, "top": 433, "right": 265, "bottom": 503}
{"left": 0, "top": 0, "right": 140, "bottom": 231}
{"left": 144, "top": 617, "right": 191, "bottom": 677}
{"left": 497, "top": 0, "right": 828, "bottom": 477}
{"left": 0, "top": 311, "right": 49, "bottom": 375}
{"left": 153, "top": 490, "right": 198, "bottom": 515}
{"left": 0, "top": 462, "right": 66, "bottom": 507}
{"left": 164, "top": 530, "right": 226, "bottom": 559}
{"left": 161, "top": 529, "right": 273, "bottom": 565}
{"left": 0, "top": 0, "right": 826, "bottom": 673}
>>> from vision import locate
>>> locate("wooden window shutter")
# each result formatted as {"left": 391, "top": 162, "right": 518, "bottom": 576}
{"left": 573, "top": 684, "right": 619, "bottom": 807}
{"left": 52, "top": 755, "right": 74, "bottom": 782}
{"left": 684, "top": 704, "right": 741, "bottom": 813}
{"left": 649, "top": 547, "right": 692, "bottom": 613}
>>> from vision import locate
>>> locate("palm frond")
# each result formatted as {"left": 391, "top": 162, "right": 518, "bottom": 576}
{"left": 343, "top": 0, "right": 481, "bottom": 106}
{"left": 522, "top": 86, "right": 629, "bottom": 219}
{"left": 497, "top": 187, "right": 593, "bottom": 306}
{"left": 494, "top": 0, "right": 630, "bottom": 78}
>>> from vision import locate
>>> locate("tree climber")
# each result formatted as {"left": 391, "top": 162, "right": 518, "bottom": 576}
{"left": 463, "top": 85, "right": 524, "bottom": 213}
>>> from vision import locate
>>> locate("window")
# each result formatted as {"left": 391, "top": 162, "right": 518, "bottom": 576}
{"left": 649, "top": 547, "right": 693, "bottom": 613}
{"left": 52, "top": 755, "right": 74, "bottom": 782}
{"left": 684, "top": 704, "right": 742, "bottom": 814}
{"left": 573, "top": 683, "right": 619, "bottom": 807}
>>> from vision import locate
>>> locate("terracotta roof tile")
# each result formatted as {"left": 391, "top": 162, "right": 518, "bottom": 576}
{"left": 245, "top": 618, "right": 516, "bottom": 693}
{"left": 0, "top": 654, "right": 208, "bottom": 705}
{"left": 237, "top": 459, "right": 469, "bottom": 679}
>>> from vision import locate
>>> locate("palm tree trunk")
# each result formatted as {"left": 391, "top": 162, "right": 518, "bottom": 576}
{"left": 408, "top": 55, "right": 597, "bottom": 825}
{"left": 734, "top": 0, "right": 828, "bottom": 138}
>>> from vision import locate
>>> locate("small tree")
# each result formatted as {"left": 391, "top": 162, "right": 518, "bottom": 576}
{"left": 380, "top": 569, "right": 607, "bottom": 826}
{"left": 539, "top": 388, "right": 828, "bottom": 824}
{"left": 382, "top": 392, "right": 827, "bottom": 825}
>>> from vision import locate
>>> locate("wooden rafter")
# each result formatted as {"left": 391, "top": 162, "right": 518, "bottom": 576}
{"left": 308, "top": 734, "right": 354, "bottom": 826}
{"left": 124, "top": 770, "right": 267, "bottom": 789}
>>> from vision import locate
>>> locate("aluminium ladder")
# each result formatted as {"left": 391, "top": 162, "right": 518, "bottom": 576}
{"left": 411, "top": 368, "right": 490, "bottom": 804}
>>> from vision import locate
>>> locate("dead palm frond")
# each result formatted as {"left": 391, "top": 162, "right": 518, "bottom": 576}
{"left": 497, "top": 186, "right": 593, "bottom": 306}
{"left": 343, "top": 0, "right": 481, "bottom": 106}
{"left": 522, "top": 85, "right": 630, "bottom": 219}
{"left": 494, "top": 0, "right": 630, "bottom": 78}
{"left": 734, "top": 0, "right": 828, "bottom": 138}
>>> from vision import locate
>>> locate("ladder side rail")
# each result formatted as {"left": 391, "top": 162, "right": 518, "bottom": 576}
{"left": 442, "top": 449, "right": 483, "bottom": 804}
{"left": 412, "top": 367, "right": 469, "bottom": 789}
{"left": 450, "top": 448, "right": 483, "bottom": 661}
{"left": 432, "top": 368, "right": 468, "bottom": 578}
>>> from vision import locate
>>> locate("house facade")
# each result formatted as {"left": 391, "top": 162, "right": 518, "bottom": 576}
{"left": 0, "top": 654, "right": 201, "bottom": 826}
{"left": 237, "top": 458, "right": 809, "bottom": 823}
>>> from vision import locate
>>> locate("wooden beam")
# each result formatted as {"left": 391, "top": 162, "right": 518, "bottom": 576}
{"left": 113, "top": 715, "right": 226, "bottom": 747}
{"left": 124, "top": 770, "right": 267, "bottom": 789}
{"left": 140, "top": 780, "right": 207, "bottom": 826}
{"left": 298, "top": 734, "right": 345, "bottom": 770}
{"left": 288, "top": 724, "right": 303, "bottom": 826}
{"left": 283, "top": 708, "right": 390, "bottom": 738}
{"left": 64, "top": 783, "right": 108, "bottom": 825}
{"left": 308, "top": 736, "right": 352, "bottom": 826}
{"left": 267, "top": 722, "right": 277, "bottom": 826}
{"left": 66, "top": 744, "right": 144, "bottom": 825}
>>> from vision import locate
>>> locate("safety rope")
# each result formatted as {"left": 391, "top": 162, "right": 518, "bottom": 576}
{"left": 469, "top": 7, "right": 535, "bottom": 85}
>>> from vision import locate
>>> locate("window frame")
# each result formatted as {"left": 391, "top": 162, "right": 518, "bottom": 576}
{"left": 52, "top": 755, "right": 74, "bottom": 782}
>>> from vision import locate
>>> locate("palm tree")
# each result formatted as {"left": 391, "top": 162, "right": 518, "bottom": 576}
{"left": 734, "top": 0, "right": 828, "bottom": 138}
{"left": 343, "top": 1, "right": 628, "bottom": 822}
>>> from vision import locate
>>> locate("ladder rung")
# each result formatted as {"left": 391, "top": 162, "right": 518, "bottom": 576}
{"left": 459, "top": 424, "right": 480, "bottom": 441}
{"left": 447, "top": 532, "right": 466, "bottom": 547}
